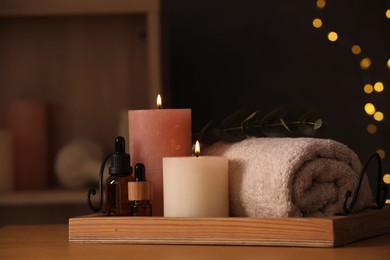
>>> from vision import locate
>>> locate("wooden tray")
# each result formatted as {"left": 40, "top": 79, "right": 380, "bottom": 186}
{"left": 69, "top": 206, "right": 390, "bottom": 247}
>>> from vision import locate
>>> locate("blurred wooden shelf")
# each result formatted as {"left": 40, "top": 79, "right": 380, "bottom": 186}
{"left": 0, "top": 189, "right": 92, "bottom": 226}
{"left": 0, "top": 0, "right": 162, "bottom": 154}
{"left": 0, "top": 189, "right": 87, "bottom": 205}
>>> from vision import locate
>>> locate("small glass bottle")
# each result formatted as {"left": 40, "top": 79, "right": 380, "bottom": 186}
{"left": 128, "top": 163, "right": 152, "bottom": 216}
{"left": 105, "top": 136, "right": 134, "bottom": 216}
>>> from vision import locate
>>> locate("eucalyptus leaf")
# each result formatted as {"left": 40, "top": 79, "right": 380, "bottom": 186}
{"left": 280, "top": 109, "right": 303, "bottom": 132}
{"left": 196, "top": 120, "right": 215, "bottom": 144}
{"left": 220, "top": 109, "right": 248, "bottom": 129}
{"left": 299, "top": 109, "right": 317, "bottom": 122}
{"left": 242, "top": 111, "right": 258, "bottom": 126}
{"left": 314, "top": 118, "right": 323, "bottom": 130}
{"left": 297, "top": 123, "right": 317, "bottom": 136}
{"left": 261, "top": 125, "right": 290, "bottom": 137}
{"left": 195, "top": 107, "right": 325, "bottom": 145}
{"left": 279, "top": 118, "right": 292, "bottom": 132}
{"left": 261, "top": 106, "right": 284, "bottom": 125}
{"left": 241, "top": 111, "right": 262, "bottom": 135}
{"left": 198, "top": 126, "right": 223, "bottom": 145}
{"left": 214, "top": 128, "right": 246, "bottom": 143}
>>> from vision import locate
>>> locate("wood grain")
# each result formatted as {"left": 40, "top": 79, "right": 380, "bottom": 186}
{"left": 68, "top": 206, "right": 390, "bottom": 247}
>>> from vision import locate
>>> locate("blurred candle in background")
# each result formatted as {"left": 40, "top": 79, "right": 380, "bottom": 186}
{"left": 5, "top": 100, "right": 49, "bottom": 190}
{"left": 128, "top": 95, "right": 192, "bottom": 216}
{"left": 0, "top": 130, "right": 14, "bottom": 191}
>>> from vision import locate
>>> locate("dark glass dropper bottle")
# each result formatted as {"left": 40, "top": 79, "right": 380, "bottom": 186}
{"left": 106, "top": 136, "right": 134, "bottom": 216}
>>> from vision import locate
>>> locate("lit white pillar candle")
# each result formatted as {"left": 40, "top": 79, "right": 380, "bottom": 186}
{"left": 163, "top": 141, "right": 229, "bottom": 217}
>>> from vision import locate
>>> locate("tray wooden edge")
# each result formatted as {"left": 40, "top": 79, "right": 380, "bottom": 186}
{"left": 68, "top": 206, "right": 390, "bottom": 248}
{"left": 69, "top": 237, "right": 334, "bottom": 247}
{"left": 332, "top": 206, "right": 390, "bottom": 247}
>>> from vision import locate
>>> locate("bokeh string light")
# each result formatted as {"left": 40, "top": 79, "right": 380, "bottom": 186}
{"left": 312, "top": 0, "right": 390, "bottom": 202}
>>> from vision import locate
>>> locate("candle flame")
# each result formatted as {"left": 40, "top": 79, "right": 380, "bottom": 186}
{"left": 157, "top": 94, "right": 162, "bottom": 109}
{"left": 195, "top": 140, "right": 200, "bottom": 157}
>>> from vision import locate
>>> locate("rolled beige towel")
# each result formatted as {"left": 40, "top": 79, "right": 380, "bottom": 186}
{"left": 204, "top": 137, "right": 373, "bottom": 217}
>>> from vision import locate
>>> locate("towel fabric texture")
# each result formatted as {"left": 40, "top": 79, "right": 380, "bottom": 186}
{"left": 204, "top": 137, "right": 373, "bottom": 217}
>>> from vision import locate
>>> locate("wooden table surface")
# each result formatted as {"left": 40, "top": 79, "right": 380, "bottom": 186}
{"left": 1, "top": 224, "right": 390, "bottom": 259}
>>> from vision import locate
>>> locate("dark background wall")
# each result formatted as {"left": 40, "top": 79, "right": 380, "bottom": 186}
{"left": 162, "top": 0, "right": 390, "bottom": 175}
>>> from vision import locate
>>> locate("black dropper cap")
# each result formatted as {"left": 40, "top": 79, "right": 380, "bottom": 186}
{"left": 109, "top": 136, "right": 132, "bottom": 176}
{"left": 134, "top": 163, "right": 146, "bottom": 182}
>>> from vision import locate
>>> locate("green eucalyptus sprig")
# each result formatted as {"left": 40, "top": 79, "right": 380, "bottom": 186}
{"left": 194, "top": 107, "right": 325, "bottom": 145}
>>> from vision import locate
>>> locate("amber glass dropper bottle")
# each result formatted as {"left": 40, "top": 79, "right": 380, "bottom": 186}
{"left": 105, "top": 136, "right": 134, "bottom": 216}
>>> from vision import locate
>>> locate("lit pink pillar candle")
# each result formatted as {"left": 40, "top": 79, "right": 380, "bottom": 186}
{"left": 128, "top": 95, "right": 192, "bottom": 216}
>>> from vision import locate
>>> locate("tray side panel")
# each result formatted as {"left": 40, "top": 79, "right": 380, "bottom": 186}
{"left": 69, "top": 216, "right": 335, "bottom": 247}
{"left": 332, "top": 207, "right": 390, "bottom": 247}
